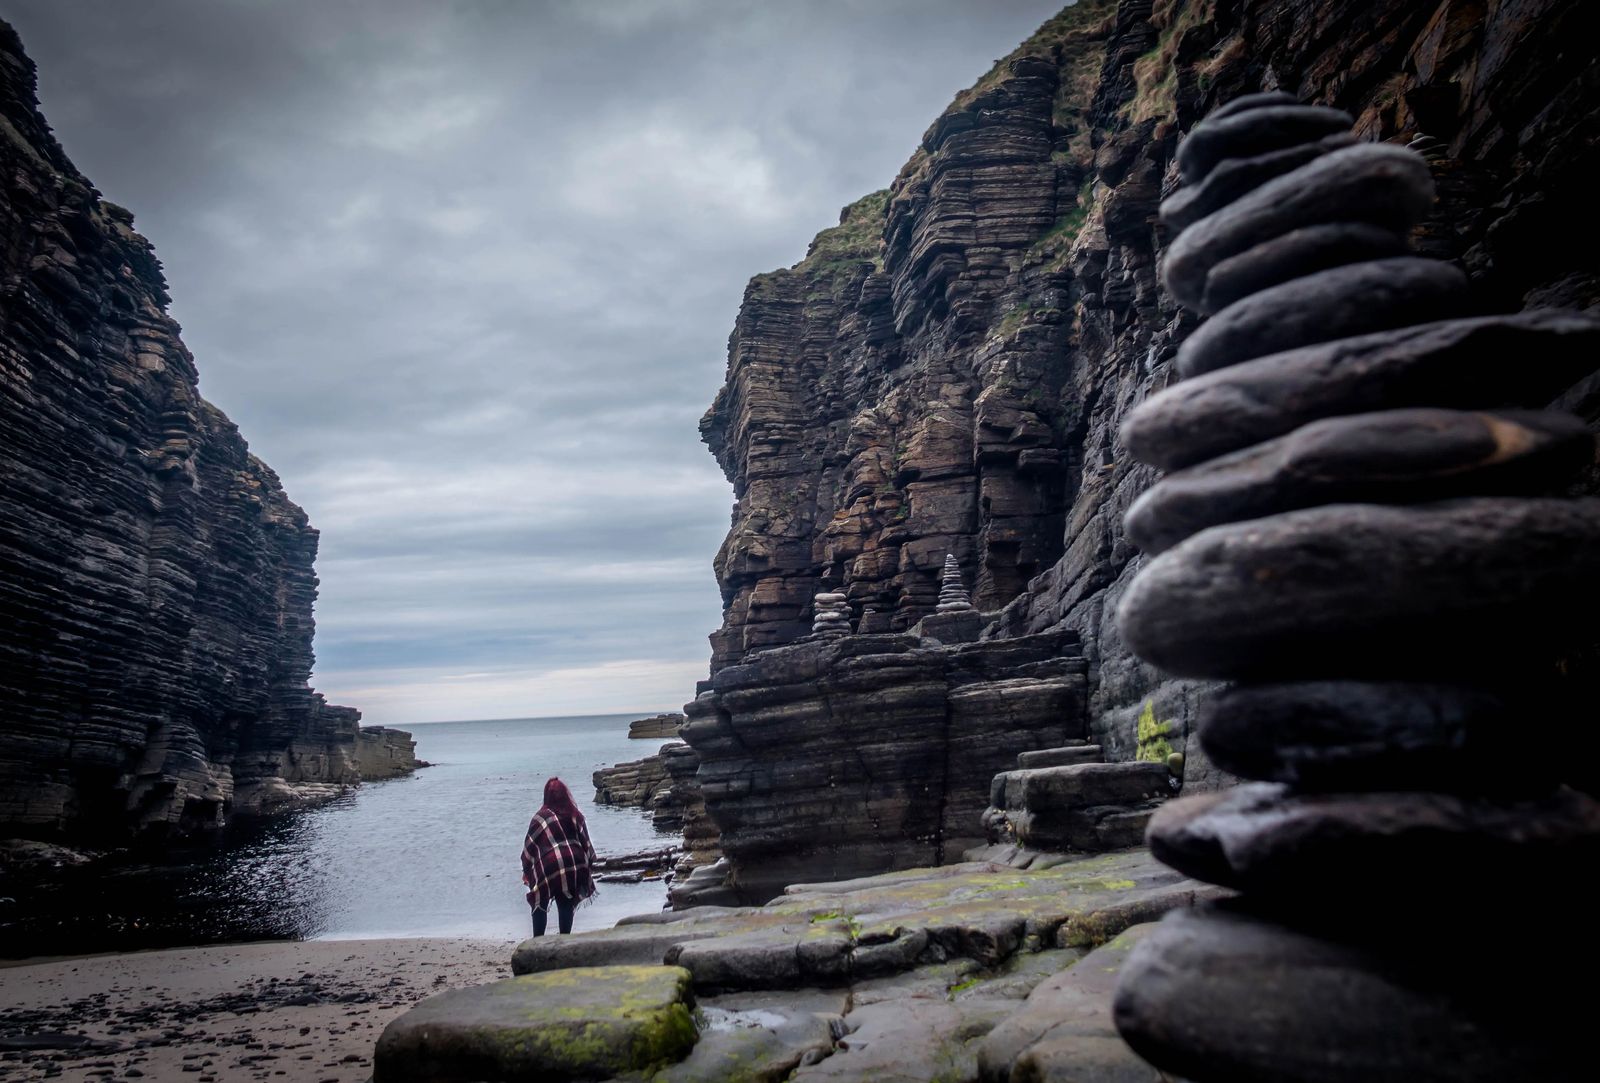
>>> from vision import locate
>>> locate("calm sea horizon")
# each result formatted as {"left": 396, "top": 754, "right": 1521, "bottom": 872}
{"left": 0, "top": 712, "right": 679, "bottom": 956}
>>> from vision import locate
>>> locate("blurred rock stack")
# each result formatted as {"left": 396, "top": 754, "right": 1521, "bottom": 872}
{"left": 1110, "top": 92, "right": 1600, "bottom": 1082}
{"left": 810, "top": 590, "right": 852, "bottom": 640}
{"left": 934, "top": 553, "right": 974, "bottom": 612}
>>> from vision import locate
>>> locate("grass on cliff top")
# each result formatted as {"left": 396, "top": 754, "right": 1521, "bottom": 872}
{"left": 1122, "top": 0, "right": 1206, "bottom": 124}
{"left": 893, "top": 0, "right": 1117, "bottom": 192}
{"left": 1020, "top": 177, "right": 1095, "bottom": 273}
{"left": 947, "top": 0, "right": 1119, "bottom": 115}
{"left": 793, "top": 189, "right": 888, "bottom": 296}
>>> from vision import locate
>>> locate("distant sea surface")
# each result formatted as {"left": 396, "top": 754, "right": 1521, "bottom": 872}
{"left": 0, "top": 714, "right": 676, "bottom": 956}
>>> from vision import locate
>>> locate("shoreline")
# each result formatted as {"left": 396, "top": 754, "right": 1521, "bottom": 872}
{"left": 0, "top": 936, "right": 513, "bottom": 1083}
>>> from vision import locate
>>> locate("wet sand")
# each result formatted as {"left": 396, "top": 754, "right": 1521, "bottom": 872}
{"left": 0, "top": 937, "right": 513, "bottom": 1082}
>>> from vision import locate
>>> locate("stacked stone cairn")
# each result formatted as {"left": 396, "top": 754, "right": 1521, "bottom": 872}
{"left": 914, "top": 553, "right": 987, "bottom": 644}
{"left": 935, "top": 552, "right": 975, "bottom": 612}
{"left": 1108, "top": 92, "right": 1600, "bottom": 1081}
{"left": 810, "top": 590, "right": 852, "bottom": 640}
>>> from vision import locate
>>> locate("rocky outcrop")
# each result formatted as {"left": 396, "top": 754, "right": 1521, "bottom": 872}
{"left": 660, "top": 737, "right": 726, "bottom": 907}
{"left": 0, "top": 21, "right": 378, "bottom": 841}
{"left": 593, "top": 748, "right": 675, "bottom": 808}
{"left": 679, "top": 630, "right": 1089, "bottom": 904}
{"left": 986, "top": 755, "right": 1172, "bottom": 854}
{"left": 375, "top": 965, "right": 697, "bottom": 1082}
{"left": 593, "top": 715, "right": 695, "bottom": 847}
{"left": 700, "top": 0, "right": 1600, "bottom": 788}
{"left": 628, "top": 713, "right": 685, "bottom": 740}
{"left": 354, "top": 727, "right": 423, "bottom": 782}
{"left": 380, "top": 850, "right": 1214, "bottom": 1082}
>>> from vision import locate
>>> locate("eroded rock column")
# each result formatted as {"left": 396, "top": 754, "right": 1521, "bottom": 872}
{"left": 1109, "top": 92, "right": 1600, "bottom": 1082}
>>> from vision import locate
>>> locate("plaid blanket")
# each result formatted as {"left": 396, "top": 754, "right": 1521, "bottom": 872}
{"left": 521, "top": 810, "right": 597, "bottom": 912}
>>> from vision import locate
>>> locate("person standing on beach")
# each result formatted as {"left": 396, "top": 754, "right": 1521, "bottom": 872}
{"left": 520, "top": 777, "right": 597, "bottom": 935}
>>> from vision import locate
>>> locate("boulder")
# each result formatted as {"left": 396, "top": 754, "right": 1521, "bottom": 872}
{"left": 1120, "top": 311, "right": 1600, "bottom": 471}
{"left": 1124, "top": 409, "right": 1593, "bottom": 554}
{"left": 1175, "top": 104, "right": 1354, "bottom": 183}
{"left": 372, "top": 965, "right": 696, "bottom": 1082}
{"left": 1117, "top": 498, "right": 1600, "bottom": 680}
{"left": 1161, "top": 144, "right": 1435, "bottom": 309}
{"left": 1196, "top": 680, "right": 1559, "bottom": 793}
{"left": 1175, "top": 258, "right": 1468, "bottom": 378}
{"left": 1145, "top": 784, "right": 1600, "bottom": 907}
{"left": 1114, "top": 903, "right": 1592, "bottom": 1083}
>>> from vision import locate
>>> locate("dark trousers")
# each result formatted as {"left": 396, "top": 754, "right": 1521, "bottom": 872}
{"left": 531, "top": 897, "right": 574, "bottom": 936}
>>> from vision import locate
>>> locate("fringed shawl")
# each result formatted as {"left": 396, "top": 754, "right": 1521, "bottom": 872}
{"left": 520, "top": 808, "right": 597, "bottom": 913}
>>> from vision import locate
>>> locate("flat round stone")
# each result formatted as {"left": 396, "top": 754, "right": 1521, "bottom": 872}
{"left": 1208, "top": 90, "right": 1302, "bottom": 120}
{"left": 1197, "top": 680, "right": 1563, "bottom": 794}
{"left": 1200, "top": 222, "right": 1406, "bottom": 313}
{"left": 1176, "top": 104, "right": 1354, "bottom": 183}
{"left": 1176, "top": 258, "right": 1468, "bottom": 378}
{"left": 1113, "top": 902, "right": 1594, "bottom": 1083}
{"left": 1161, "top": 144, "right": 1435, "bottom": 311}
{"left": 1117, "top": 498, "right": 1600, "bottom": 680}
{"left": 1144, "top": 783, "right": 1600, "bottom": 902}
{"left": 1161, "top": 133, "right": 1355, "bottom": 232}
{"left": 1124, "top": 409, "right": 1593, "bottom": 554}
{"left": 1119, "top": 311, "right": 1600, "bottom": 471}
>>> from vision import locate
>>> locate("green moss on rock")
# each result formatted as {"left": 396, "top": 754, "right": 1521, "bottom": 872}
{"left": 794, "top": 189, "right": 888, "bottom": 299}
{"left": 373, "top": 964, "right": 697, "bottom": 1082}
{"left": 1135, "top": 700, "right": 1176, "bottom": 764}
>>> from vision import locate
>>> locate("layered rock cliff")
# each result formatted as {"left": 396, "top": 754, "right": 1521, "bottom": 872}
{"left": 683, "top": 629, "right": 1089, "bottom": 903}
{"left": 0, "top": 22, "right": 384, "bottom": 840}
{"left": 627, "top": 713, "right": 685, "bottom": 740}
{"left": 593, "top": 748, "right": 675, "bottom": 808}
{"left": 701, "top": 0, "right": 1600, "bottom": 785}
{"left": 355, "top": 727, "right": 424, "bottom": 782}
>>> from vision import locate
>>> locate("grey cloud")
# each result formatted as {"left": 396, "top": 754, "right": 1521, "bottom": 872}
{"left": 4, "top": 0, "right": 1064, "bottom": 721}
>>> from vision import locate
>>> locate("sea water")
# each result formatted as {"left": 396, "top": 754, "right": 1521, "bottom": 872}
{"left": 0, "top": 714, "right": 676, "bottom": 955}
{"left": 304, "top": 713, "right": 676, "bottom": 939}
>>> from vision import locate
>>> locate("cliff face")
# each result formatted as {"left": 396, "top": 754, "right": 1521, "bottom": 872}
{"left": 702, "top": 0, "right": 1600, "bottom": 775}
{"left": 682, "top": 630, "right": 1088, "bottom": 904}
{"left": 0, "top": 22, "right": 371, "bottom": 840}
{"left": 355, "top": 727, "right": 423, "bottom": 782}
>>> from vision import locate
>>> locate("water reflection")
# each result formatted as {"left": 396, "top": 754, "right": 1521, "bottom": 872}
{"left": 1, "top": 812, "right": 331, "bottom": 956}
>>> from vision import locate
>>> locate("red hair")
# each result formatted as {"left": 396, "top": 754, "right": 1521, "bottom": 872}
{"left": 542, "top": 776, "right": 585, "bottom": 827}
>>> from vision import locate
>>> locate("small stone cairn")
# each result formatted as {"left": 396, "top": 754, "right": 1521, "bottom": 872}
{"left": 1109, "top": 92, "right": 1600, "bottom": 1081}
{"left": 935, "top": 553, "right": 974, "bottom": 612}
{"left": 810, "top": 590, "right": 851, "bottom": 640}
{"left": 913, "top": 553, "right": 985, "bottom": 644}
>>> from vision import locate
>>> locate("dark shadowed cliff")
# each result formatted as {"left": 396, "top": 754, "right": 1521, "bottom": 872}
{"left": 701, "top": 0, "right": 1600, "bottom": 786}
{"left": 0, "top": 21, "right": 385, "bottom": 841}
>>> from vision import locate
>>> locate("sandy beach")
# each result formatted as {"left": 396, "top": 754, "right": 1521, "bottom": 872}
{"left": 0, "top": 937, "right": 513, "bottom": 1082}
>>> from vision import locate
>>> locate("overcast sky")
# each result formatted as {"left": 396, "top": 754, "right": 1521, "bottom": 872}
{"left": 4, "top": 0, "right": 1063, "bottom": 724}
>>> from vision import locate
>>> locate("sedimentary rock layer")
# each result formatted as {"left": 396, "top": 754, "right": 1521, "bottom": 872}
{"left": 0, "top": 21, "right": 375, "bottom": 839}
{"left": 593, "top": 747, "right": 675, "bottom": 808}
{"left": 627, "top": 713, "right": 685, "bottom": 740}
{"left": 355, "top": 727, "right": 423, "bottom": 782}
{"left": 417, "top": 851, "right": 1217, "bottom": 1083}
{"left": 700, "top": 0, "right": 1600, "bottom": 778}
{"left": 681, "top": 631, "right": 1088, "bottom": 903}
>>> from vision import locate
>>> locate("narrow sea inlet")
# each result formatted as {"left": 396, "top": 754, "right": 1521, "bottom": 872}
{"left": 0, "top": 714, "right": 675, "bottom": 956}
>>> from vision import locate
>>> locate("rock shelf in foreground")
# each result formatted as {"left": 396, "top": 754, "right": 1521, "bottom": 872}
{"left": 376, "top": 850, "right": 1205, "bottom": 1081}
